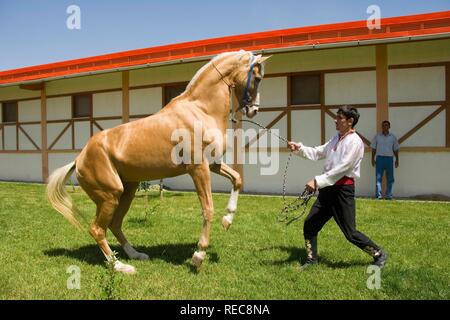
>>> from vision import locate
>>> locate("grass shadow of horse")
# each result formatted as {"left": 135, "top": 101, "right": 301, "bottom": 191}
{"left": 44, "top": 242, "right": 218, "bottom": 269}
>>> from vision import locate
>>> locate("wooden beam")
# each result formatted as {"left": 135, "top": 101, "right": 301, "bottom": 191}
{"left": 376, "top": 45, "right": 389, "bottom": 132}
{"left": 122, "top": 71, "right": 130, "bottom": 123}
{"left": 398, "top": 105, "right": 446, "bottom": 144}
{"left": 320, "top": 73, "right": 325, "bottom": 144}
{"left": 286, "top": 76, "right": 291, "bottom": 143}
{"left": 446, "top": 63, "right": 450, "bottom": 147}
{"left": 41, "top": 85, "right": 48, "bottom": 183}
{"left": 20, "top": 82, "right": 44, "bottom": 91}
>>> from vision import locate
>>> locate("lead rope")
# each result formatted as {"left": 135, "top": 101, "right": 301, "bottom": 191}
{"left": 238, "top": 118, "right": 315, "bottom": 225}
{"left": 215, "top": 62, "right": 314, "bottom": 224}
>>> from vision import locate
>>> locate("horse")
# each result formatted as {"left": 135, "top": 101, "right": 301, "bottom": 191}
{"left": 47, "top": 50, "right": 271, "bottom": 273}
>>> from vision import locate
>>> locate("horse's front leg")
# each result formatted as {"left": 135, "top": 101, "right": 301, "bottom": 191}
{"left": 188, "top": 162, "right": 214, "bottom": 268}
{"left": 210, "top": 163, "right": 242, "bottom": 231}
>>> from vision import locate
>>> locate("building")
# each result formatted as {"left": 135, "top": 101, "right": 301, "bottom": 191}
{"left": 1, "top": 11, "right": 450, "bottom": 198}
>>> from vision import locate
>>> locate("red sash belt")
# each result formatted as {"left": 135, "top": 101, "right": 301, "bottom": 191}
{"left": 335, "top": 176, "right": 354, "bottom": 185}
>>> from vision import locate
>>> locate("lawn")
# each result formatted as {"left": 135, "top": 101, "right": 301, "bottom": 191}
{"left": 0, "top": 181, "right": 448, "bottom": 300}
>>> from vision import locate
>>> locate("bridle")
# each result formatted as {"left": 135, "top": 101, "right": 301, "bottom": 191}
{"left": 212, "top": 52, "right": 258, "bottom": 123}
{"left": 213, "top": 53, "right": 315, "bottom": 225}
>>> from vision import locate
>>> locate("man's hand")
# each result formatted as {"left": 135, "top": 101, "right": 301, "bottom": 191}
{"left": 395, "top": 159, "right": 399, "bottom": 168}
{"left": 371, "top": 158, "right": 375, "bottom": 167}
{"left": 288, "top": 141, "right": 300, "bottom": 152}
{"left": 305, "top": 179, "right": 317, "bottom": 192}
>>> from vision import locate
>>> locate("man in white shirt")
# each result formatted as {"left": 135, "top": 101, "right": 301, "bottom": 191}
{"left": 288, "top": 106, "right": 387, "bottom": 270}
{"left": 371, "top": 121, "right": 400, "bottom": 200}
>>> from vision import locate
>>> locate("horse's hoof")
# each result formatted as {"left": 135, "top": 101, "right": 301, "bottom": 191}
{"left": 114, "top": 261, "right": 136, "bottom": 274}
{"left": 222, "top": 215, "right": 232, "bottom": 231}
{"left": 191, "top": 251, "right": 206, "bottom": 268}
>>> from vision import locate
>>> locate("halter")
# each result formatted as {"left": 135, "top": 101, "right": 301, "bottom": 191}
{"left": 241, "top": 54, "right": 257, "bottom": 109}
{"left": 212, "top": 52, "right": 257, "bottom": 123}
{"left": 213, "top": 54, "right": 313, "bottom": 224}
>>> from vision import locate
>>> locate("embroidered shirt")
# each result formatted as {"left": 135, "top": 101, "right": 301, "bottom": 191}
{"left": 294, "top": 132, "right": 364, "bottom": 189}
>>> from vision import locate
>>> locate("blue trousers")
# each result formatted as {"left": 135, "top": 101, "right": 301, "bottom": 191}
{"left": 375, "top": 156, "right": 394, "bottom": 199}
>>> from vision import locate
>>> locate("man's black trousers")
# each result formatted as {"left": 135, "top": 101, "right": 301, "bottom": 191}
{"left": 303, "top": 184, "right": 379, "bottom": 251}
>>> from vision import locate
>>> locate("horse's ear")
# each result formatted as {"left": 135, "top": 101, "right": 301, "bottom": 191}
{"left": 257, "top": 55, "right": 272, "bottom": 64}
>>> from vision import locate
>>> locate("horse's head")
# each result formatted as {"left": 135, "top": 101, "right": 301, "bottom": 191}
{"left": 232, "top": 52, "right": 271, "bottom": 118}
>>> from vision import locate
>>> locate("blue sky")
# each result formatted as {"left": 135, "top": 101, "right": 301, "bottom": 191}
{"left": 0, "top": 0, "right": 449, "bottom": 71}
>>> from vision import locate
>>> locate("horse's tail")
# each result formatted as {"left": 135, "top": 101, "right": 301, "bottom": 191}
{"left": 46, "top": 161, "right": 84, "bottom": 230}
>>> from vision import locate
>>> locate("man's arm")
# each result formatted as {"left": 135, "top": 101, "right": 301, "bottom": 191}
{"left": 394, "top": 150, "right": 399, "bottom": 168}
{"left": 393, "top": 135, "right": 400, "bottom": 168}
{"left": 288, "top": 140, "right": 330, "bottom": 161}
{"left": 371, "top": 149, "right": 376, "bottom": 167}
{"left": 370, "top": 136, "right": 377, "bottom": 167}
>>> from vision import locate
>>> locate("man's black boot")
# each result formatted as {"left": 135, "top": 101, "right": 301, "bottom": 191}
{"left": 364, "top": 246, "right": 388, "bottom": 268}
{"left": 300, "top": 237, "right": 318, "bottom": 270}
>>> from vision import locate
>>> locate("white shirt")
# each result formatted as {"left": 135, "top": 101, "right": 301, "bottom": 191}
{"left": 294, "top": 132, "right": 365, "bottom": 189}
{"left": 370, "top": 133, "right": 400, "bottom": 157}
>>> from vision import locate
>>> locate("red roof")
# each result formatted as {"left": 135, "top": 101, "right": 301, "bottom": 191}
{"left": 1, "top": 10, "right": 450, "bottom": 85}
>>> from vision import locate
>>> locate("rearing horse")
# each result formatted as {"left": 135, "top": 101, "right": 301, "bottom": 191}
{"left": 47, "top": 51, "right": 270, "bottom": 273}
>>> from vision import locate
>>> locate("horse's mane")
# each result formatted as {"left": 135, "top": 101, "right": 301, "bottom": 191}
{"left": 185, "top": 51, "right": 249, "bottom": 92}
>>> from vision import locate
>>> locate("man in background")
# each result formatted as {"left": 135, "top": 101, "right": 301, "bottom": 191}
{"left": 371, "top": 120, "right": 400, "bottom": 200}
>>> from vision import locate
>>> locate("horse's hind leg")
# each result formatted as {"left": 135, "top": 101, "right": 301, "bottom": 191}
{"left": 188, "top": 162, "right": 214, "bottom": 268}
{"left": 78, "top": 164, "right": 136, "bottom": 274}
{"left": 109, "top": 182, "right": 149, "bottom": 260}
{"left": 211, "top": 163, "right": 242, "bottom": 231}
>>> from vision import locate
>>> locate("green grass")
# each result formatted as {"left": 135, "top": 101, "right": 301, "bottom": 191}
{"left": 0, "top": 181, "right": 448, "bottom": 300}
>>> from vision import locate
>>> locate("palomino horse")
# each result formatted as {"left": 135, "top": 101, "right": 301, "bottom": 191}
{"left": 47, "top": 50, "right": 270, "bottom": 273}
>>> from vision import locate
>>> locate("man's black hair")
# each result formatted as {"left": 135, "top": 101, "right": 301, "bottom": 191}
{"left": 382, "top": 120, "right": 391, "bottom": 126}
{"left": 337, "top": 105, "right": 360, "bottom": 128}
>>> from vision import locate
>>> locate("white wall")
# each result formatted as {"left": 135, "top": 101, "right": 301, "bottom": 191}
{"left": 0, "top": 154, "right": 42, "bottom": 182}
{"left": 18, "top": 99, "right": 40, "bottom": 122}
{"left": 19, "top": 124, "right": 41, "bottom": 150}
{"left": 47, "top": 96, "right": 71, "bottom": 121}
{"left": 389, "top": 106, "right": 445, "bottom": 147}
{"left": 130, "top": 87, "right": 162, "bottom": 115}
{"left": 93, "top": 91, "right": 122, "bottom": 117}
{"left": 291, "top": 110, "right": 321, "bottom": 146}
{"left": 4, "top": 126, "right": 16, "bottom": 150}
{"left": 47, "top": 123, "right": 72, "bottom": 150}
{"left": 325, "top": 71, "right": 376, "bottom": 105}
{"left": 388, "top": 67, "right": 445, "bottom": 103}
{"left": 391, "top": 153, "right": 450, "bottom": 198}
{"left": 259, "top": 77, "right": 287, "bottom": 107}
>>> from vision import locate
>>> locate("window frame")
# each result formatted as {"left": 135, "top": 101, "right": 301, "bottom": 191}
{"left": 290, "top": 73, "right": 322, "bottom": 106}
{"left": 163, "top": 83, "right": 188, "bottom": 106}
{"left": 72, "top": 94, "right": 93, "bottom": 119}
{"left": 1, "top": 101, "right": 18, "bottom": 123}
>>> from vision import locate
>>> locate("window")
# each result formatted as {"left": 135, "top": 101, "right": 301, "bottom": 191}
{"left": 164, "top": 84, "right": 187, "bottom": 106}
{"left": 1, "top": 101, "right": 18, "bottom": 123}
{"left": 72, "top": 94, "right": 92, "bottom": 118}
{"left": 291, "top": 74, "right": 321, "bottom": 105}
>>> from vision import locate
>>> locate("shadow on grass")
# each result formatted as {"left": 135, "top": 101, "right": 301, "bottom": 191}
{"left": 44, "top": 242, "right": 205, "bottom": 267}
{"left": 260, "top": 245, "right": 369, "bottom": 269}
